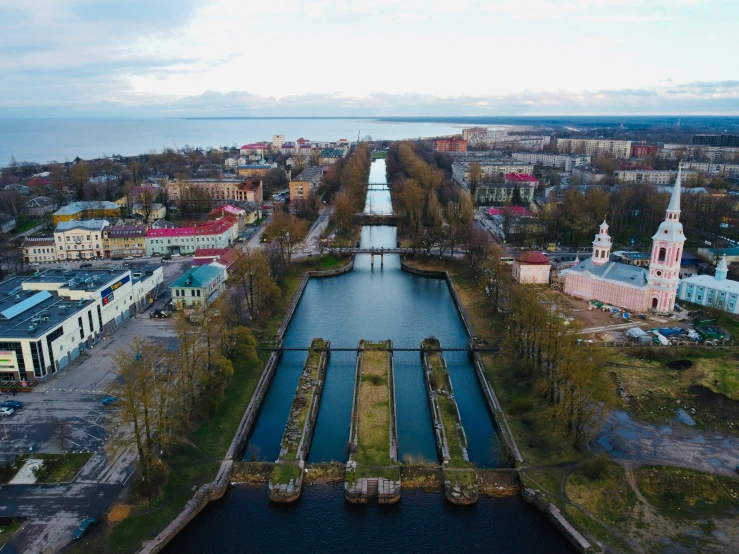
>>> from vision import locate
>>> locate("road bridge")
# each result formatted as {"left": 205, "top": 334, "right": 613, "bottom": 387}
{"left": 324, "top": 246, "right": 413, "bottom": 267}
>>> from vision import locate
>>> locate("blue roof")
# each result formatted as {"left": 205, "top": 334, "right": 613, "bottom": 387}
{"left": 170, "top": 264, "right": 223, "bottom": 289}
{"left": 0, "top": 290, "right": 53, "bottom": 320}
{"left": 565, "top": 259, "right": 647, "bottom": 287}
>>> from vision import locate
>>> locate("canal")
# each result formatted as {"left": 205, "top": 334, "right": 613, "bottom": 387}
{"left": 164, "top": 159, "right": 575, "bottom": 553}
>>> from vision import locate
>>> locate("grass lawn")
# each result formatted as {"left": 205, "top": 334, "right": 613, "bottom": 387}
{"left": 0, "top": 520, "right": 23, "bottom": 549}
{"left": 270, "top": 463, "right": 302, "bottom": 485}
{"left": 635, "top": 465, "right": 739, "bottom": 519}
{"left": 15, "top": 220, "right": 40, "bottom": 234}
{"left": 32, "top": 452, "right": 94, "bottom": 482}
{"left": 356, "top": 346, "right": 392, "bottom": 467}
{"left": 565, "top": 460, "right": 637, "bottom": 531}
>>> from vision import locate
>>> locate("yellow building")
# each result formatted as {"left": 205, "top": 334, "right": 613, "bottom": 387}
{"left": 52, "top": 201, "right": 121, "bottom": 224}
{"left": 102, "top": 223, "right": 148, "bottom": 258}
{"left": 236, "top": 164, "right": 271, "bottom": 178}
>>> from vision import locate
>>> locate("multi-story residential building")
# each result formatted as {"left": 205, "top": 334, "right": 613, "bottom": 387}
{"left": 433, "top": 137, "right": 468, "bottom": 152}
{"left": 613, "top": 169, "right": 683, "bottom": 185}
{"left": 319, "top": 149, "right": 345, "bottom": 165}
{"left": 102, "top": 223, "right": 147, "bottom": 258}
{"left": 170, "top": 263, "right": 227, "bottom": 308}
{"left": 272, "top": 134, "right": 285, "bottom": 149}
{"left": 26, "top": 196, "right": 59, "bottom": 218}
{"left": 691, "top": 134, "right": 739, "bottom": 148}
{"left": 681, "top": 162, "right": 739, "bottom": 178}
{"left": 511, "top": 152, "right": 590, "bottom": 171}
{"left": 22, "top": 237, "right": 56, "bottom": 264}
{"left": 0, "top": 265, "right": 163, "bottom": 382}
{"left": 495, "top": 134, "right": 551, "bottom": 149}
{"left": 557, "top": 139, "right": 632, "bottom": 159}
{"left": 289, "top": 167, "right": 323, "bottom": 203}
{"left": 571, "top": 166, "right": 607, "bottom": 184}
{"left": 451, "top": 161, "right": 535, "bottom": 188}
{"left": 145, "top": 218, "right": 238, "bottom": 256}
{"left": 475, "top": 181, "right": 536, "bottom": 206}
{"left": 281, "top": 142, "right": 297, "bottom": 155}
{"left": 237, "top": 164, "right": 272, "bottom": 178}
{"left": 54, "top": 219, "right": 108, "bottom": 260}
{"left": 51, "top": 201, "right": 120, "bottom": 225}
{"left": 462, "top": 127, "right": 489, "bottom": 146}
{"left": 630, "top": 142, "right": 660, "bottom": 158}
{"left": 660, "top": 144, "right": 739, "bottom": 163}
{"left": 240, "top": 143, "right": 269, "bottom": 156}
{"left": 130, "top": 203, "right": 166, "bottom": 222}
{"left": 168, "top": 179, "right": 264, "bottom": 204}
{"left": 224, "top": 157, "right": 237, "bottom": 169}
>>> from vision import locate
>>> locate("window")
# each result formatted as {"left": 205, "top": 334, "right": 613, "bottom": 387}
{"left": 658, "top": 247, "right": 666, "bottom": 262}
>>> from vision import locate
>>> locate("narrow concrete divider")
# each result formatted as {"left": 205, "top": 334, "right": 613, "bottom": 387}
{"left": 344, "top": 339, "right": 401, "bottom": 504}
{"left": 421, "top": 337, "right": 478, "bottom": 505}
{"left": 140, "top": 260, "right": 354, "bottom": 553}
{"left": 269, "top": 339, "right": 330, "bottom": 503}
{"left": 523, "top": 488, "right": 593, "bottom": 553}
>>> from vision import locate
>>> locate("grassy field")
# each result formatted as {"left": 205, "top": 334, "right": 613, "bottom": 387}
{"left": 270, "top": 463, "right": 302, "bottom": 484}
{"left": 356, "top": 346, "right": 392, "bottom": 467}
{"left": 635, "top": 465, "right": 739, "bottom": 519}
{"left": 607, "top": 347, "right": 739, "bottom": 430}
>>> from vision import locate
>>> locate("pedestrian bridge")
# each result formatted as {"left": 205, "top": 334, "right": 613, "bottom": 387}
{"left": 325, "top": 247, "right": 413, "bottom": 255}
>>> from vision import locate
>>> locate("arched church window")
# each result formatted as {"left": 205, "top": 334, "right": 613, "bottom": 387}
{"left": 658, "top": 248, "right": 666, "bottom": 262}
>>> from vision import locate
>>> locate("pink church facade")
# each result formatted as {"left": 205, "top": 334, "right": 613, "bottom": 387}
{"left": 562, "top": 167, "right": 687, "bottom": 315}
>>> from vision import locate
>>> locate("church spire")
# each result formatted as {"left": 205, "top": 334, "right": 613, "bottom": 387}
{"left": 666, "top": 165, "right": 682, "bottom": 221}
{"left": 715, "top": 255, "right": 728, "bottom": 281}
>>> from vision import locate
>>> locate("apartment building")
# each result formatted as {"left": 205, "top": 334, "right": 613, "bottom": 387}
{"left": 145, "top": 218, "right": 238, "bottom": 256}
{"left": 170, "top": 263, "right": 227, "bottom": 308}
{"left": 475, "top": 177, "right": 537, "bottom": 206}
{"left": 661, "top": 144, "right": 739, "bottom": 163}
{"left": 289, "top": 166, "right": 323, "bottom": 203}
{"left": 681, "top": 162, "right": 739, "bottom": 178}
{"left": 168, "top": 179, "right": 264, "bottom": 204}
{"left": 630, "top": 143, "right": 660, "bottom": 158}
{"left": 511, "top": 152, "right": 590, "bottom": 171}
{"left": 433, "top": 137, "right": 468, "bottom": 152}
{"left": 22, "top": 237, "right": 56, "bottom": 264}
{"left": 54, "top": 219, "right": 109, "bottom": 260}
{"left": 237, "top": 164, "right": 272, "bottom": 178}
{"left": 451, "top": 161, "right": 535, "bottom": 188}
{"left": 692, "top": 134, "right": 739, "bottom": 148}
{"left": 571, "top": 166, "right": 606, "bottom": 184}
{"left": 102, "top": 223, "right": 147, "bottom": 258}
{"left": 556, "top": 139, "right": 632, "bottom": 159}
{"left": 52, "top": 201, "right": 120, "bottom": 224}
{"left": 272, "top": 134, "right": 285, "bottom": 149}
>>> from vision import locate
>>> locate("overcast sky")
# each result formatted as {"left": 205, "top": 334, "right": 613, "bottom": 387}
{"left": 1, "top": 0, "right": 738, "bottom": 116}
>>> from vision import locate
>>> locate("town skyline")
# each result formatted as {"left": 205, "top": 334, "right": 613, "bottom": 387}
{"left": 1, "top": 1, "right": 738, "bottom": 116}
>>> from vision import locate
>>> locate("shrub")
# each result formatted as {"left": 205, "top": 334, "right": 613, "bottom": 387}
{"left": 580, "top": 454, "right": 610, "bottom": 481}
{"left": 508, "top": 398, "right": 534, "bottom": 414}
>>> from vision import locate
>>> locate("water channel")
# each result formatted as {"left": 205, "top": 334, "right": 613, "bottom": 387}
{"left": 165, "top": 159, "right": 575, "bottom": 553}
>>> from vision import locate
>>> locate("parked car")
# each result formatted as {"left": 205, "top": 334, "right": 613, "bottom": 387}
{"left": 151, "top": 309, "right": 169, "bottom": 319}
{"left": 72, "top": 517, "right": 97, "bottom": 540}
{"left": 0, "top": 407, "right": 15, "bottom": 417}
{"left": 101, "top": 396, "right": 117, "bottom": 406}
{"left": 124, "top": 256, "right": 134, "bottom": 260}
{"left": 1, "top": 400, "right": 23, "bottom": 409}
{"left": 80, "top": 263, "right": 93, "bottom": 268}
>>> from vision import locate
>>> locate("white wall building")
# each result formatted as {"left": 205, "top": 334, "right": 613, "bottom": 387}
{"left": 512, "top": 152, "right": 590, "bottom": 171}
{"left": 54, "top": 219, "right": 109, "bottom": 261}
{"left": 451, "top": 161, "right": 535, "bottom": 188}
{"left": 557, "top": 139, "right": 632, "bottom": 159}
{"left": 678, "top": 256, "right": 739, "bottom": 314}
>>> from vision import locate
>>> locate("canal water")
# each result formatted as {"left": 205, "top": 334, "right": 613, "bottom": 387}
{"left": 166, "top": 159, "right": 576, "bottom": 553}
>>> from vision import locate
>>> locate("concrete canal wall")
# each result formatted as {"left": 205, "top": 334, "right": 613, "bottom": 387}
{"left": 421, "top": 338, "right": 478, "bottom": 505}
{"left": 523, "top": 488, "right": 593, "bottom": 553}
{"left": 269, "top": 340, "right": 330, "bottom": 503}
{"left": 400, "top": 261, "right": 521, "bottom": 463}
{"left": 344, "top": 340, "right": 401, "bottom": 504}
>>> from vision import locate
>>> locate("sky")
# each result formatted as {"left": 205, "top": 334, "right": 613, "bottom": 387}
{"left": 1, "top": 0, "right": 738, "bottom": 116}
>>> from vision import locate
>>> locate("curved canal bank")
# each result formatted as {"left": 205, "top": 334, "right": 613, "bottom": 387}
{"left": 156, "top": 159, "right": 576, "bottom": 554}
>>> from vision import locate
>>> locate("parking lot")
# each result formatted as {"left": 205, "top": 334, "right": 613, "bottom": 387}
{"left": 0, "top": 259, "right": 189, "bottom": 463}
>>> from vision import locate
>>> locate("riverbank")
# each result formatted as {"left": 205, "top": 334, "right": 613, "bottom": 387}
{"left": 403, "top": 255, "right": 739, "bottom": 553}
{"left": 68, "top": 256, "right": 354, "bottom": 554}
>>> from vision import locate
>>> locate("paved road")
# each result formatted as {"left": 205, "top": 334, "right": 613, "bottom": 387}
{"left": 593, "top": 410, "right": 739, "bottom": 477}
{"left": 246, "top": 215, "right": 272, "bottom": 249}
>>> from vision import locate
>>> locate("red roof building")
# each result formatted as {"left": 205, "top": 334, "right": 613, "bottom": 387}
{"left": 513, "top": 251, "right": 552, "bottom": 284}
{"left": 504, "top": 173, "right": 539, "bottom": 185}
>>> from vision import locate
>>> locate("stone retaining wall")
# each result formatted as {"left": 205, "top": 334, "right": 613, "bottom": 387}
{"left": 522, "top": 488, "right": 593, "bottom": 553}
{"left": 140, "top": 261, "right": 354, "bottom": 552}
{"left": 269, "top": 340, "right": 330, "bottom": 503}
